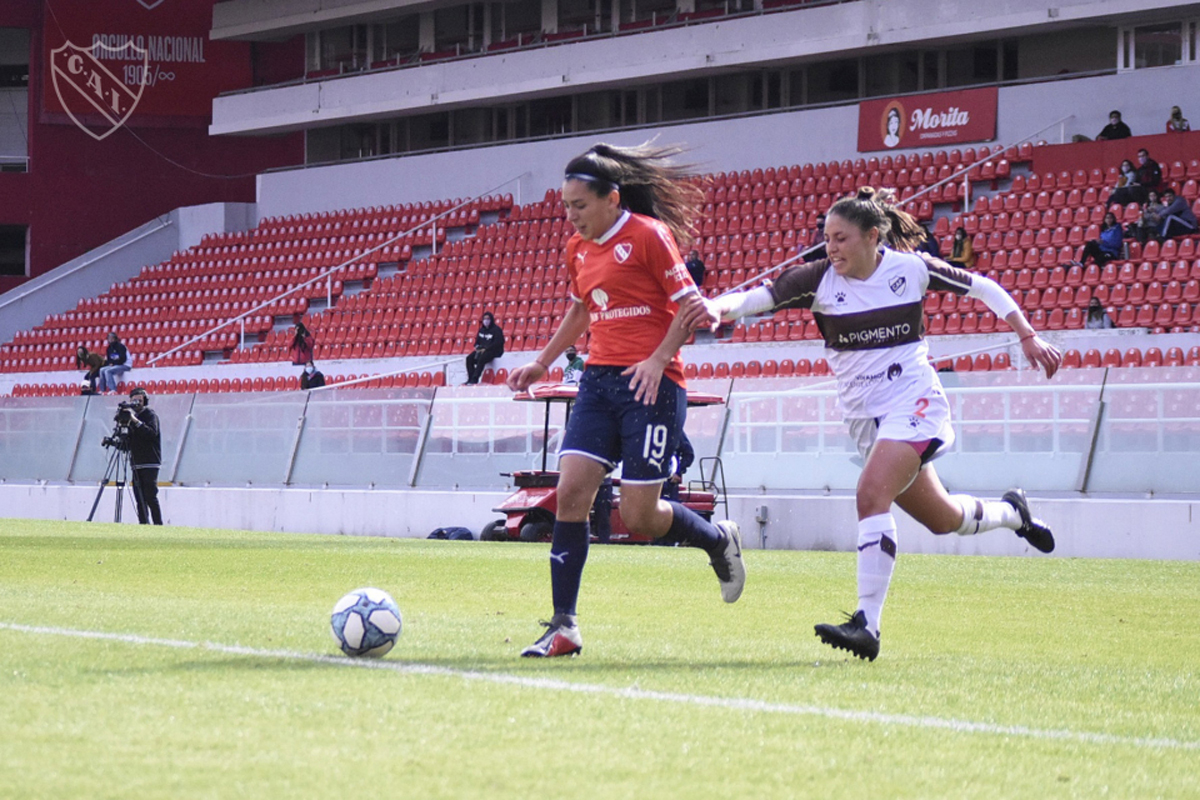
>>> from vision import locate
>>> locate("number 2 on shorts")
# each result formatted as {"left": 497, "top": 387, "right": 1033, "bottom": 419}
{"left": 913, "top": 397, "right": 929, "bottom": 418}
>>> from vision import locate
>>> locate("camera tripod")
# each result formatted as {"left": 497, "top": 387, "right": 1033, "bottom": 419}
{"left": 87, "top": 433, "right": 143, "bottom": 523}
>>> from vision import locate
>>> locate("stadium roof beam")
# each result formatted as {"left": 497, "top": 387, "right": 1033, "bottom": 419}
{"left": 212, "top": 0, "right": 445, "bottom": 41}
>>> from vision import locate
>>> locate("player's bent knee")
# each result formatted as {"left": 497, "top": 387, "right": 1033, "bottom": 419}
{"left": 856, "top": 494, "right": 893, "bottom": 520}
{"left": 616, "top": 492, "right": 668, "bottom": 535}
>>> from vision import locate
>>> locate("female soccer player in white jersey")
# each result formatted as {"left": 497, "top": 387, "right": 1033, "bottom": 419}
{"left": 506, "top": 143, "right": 743, "bottom": 658}
{"left": 685, "top": 187, "right": 1062, "bottom": 661}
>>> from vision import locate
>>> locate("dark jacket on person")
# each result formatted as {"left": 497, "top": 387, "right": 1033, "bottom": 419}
{"left": 300, "top": 369, "right": 326, "bottom": 390}
{"left": 1097, "top": 121, "right": 1132, "bottom": 140}
{"left": 127, "top": 405, "right": 162, "bottom": 469}
{"left": 1135, "top": 158, "right": 1163, "bottom": 193}
{"left": 1098, "top": 224, "right": 1124, "bottom": 257}
{"left": 473, "top": 323, "right": 505, "bottom": 360}
{"left": 105, "top": 340, "right": 129, "bottom": 366}
{"left": 685, "top": 254, "right": 706, "bottom": 288}
{"left": 673, "top": 430, "right": 695, "bottom": 479}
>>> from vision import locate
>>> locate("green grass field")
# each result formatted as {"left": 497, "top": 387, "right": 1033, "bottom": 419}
{"left": 1, "top": 519, "right": 1197, "bottom": 799}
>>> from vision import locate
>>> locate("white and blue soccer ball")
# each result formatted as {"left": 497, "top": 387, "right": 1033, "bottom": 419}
{"left": 330, "top": 587, "right": 402, "bottom": 657}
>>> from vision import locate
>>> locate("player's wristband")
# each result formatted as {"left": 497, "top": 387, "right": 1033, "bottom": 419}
{"left": 1019, "top": 333, "right": 1037, "bottom": 342}
{"left": 534, "top": 358, "right": 551, "bottom": 371}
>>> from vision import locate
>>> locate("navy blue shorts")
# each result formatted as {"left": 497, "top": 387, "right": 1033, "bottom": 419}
{"left": 558, "top": 366, "right": 687, "bottom": 484}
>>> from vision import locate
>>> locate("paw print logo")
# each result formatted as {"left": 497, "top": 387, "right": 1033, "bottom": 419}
{"left": 908, "top": 416, "right": 920, "bottom": 429}
{"left": 835, "top": 291, "right": 846, "bottom": 304}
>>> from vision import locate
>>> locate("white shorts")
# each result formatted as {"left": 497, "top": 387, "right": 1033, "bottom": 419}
{"left": 846, "top": 389, "right": 955, "bottom": 465}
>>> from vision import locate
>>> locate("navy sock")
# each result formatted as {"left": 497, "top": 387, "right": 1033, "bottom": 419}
{"left": 549, "top": 520, "right": 589, "bottom": 616}
{"left": 663, "top": 501, "right": 724, "bottom": 554}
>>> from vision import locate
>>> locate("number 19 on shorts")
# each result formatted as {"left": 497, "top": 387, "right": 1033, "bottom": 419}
{"left": 643, "top": 424, "right": 669, "bottom": 464}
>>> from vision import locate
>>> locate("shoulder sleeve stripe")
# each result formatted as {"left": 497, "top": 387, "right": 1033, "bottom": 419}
{"left": 670, "top": 285, "right": 698, "bottom": 302}
{"left": 770, "top": 260, "right": 828, "bottom": 309}
{"left": 925, "top": 258, "right": 975, "bottom": 295}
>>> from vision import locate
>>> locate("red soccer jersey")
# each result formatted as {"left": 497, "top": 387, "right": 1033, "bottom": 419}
{"left": 564, "top": 211, "right": 696, "bottom": 387}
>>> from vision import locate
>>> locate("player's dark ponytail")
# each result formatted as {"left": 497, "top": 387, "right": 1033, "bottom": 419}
{"left": 827, "top": 186, "right": 926, "bottom": 252}
{"left": 564, "top": 142, "right": 703, "bottom": 250}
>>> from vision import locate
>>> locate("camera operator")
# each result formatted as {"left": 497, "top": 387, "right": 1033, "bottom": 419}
{"left": 122, "top": 387, "right": 163, "bottom": 525}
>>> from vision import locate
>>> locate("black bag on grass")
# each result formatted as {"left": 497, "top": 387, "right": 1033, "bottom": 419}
{"left": 427, "top": 527, "right": 475, "bottom": 541}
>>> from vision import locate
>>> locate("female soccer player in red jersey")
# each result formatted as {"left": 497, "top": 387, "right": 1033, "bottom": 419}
{"left": 507, "top": 143, "right": 744, "bottom": 657}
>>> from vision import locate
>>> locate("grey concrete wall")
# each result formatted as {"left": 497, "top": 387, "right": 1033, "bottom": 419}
{"left": 4, "top": 483, "right": 1196, "bottom": 560}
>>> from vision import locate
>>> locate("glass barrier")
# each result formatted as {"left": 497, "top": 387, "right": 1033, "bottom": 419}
{"left": 70, "top": 394, "right": 196, "bottom": 483}
{"left": 0, "top": 396, "right": 86, "bottom": 481}
{"left": 721, "top": 376, "right": 859, "bottom": 491}
{"left": 2, "top": 367, "right": 1197, "bottom": 495}
{"left": 416, "top": 385, "right": 559, "bottom": 488}
{"left": 1087, "top": 366, "right": 1200, "bottom": 494}
{"left": 291, "top": 386, "right": 433, "bottom": 487}
{"left": 174, "top": 392, "right": 310, "bottom": 486}
{"left": 937, "top": 371, "right": 1102, "bottom": 492}
{"left": 681, "top": 378, "right": 733, "bottom": 488}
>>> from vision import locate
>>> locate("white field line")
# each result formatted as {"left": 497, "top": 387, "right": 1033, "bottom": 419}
{"left": 3, "top": 621, "right": 1196, "bottom": 752}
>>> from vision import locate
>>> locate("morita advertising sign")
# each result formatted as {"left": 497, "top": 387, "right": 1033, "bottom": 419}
{"left": 857, "top": 87, "right": 998, "bottom": 152}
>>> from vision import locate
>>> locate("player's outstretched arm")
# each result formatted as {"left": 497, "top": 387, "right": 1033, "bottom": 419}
{"left": 923, "top": 251, "right": 1063, "bottom": 380}
{"left": 1004, "top": 309, "right": 1063, "bottom": 379}
{"left": 507, "top": 301, "right": 590, "bottom": 392}
{"left": 679, "top": 286, "right": 777, "bottom": 332}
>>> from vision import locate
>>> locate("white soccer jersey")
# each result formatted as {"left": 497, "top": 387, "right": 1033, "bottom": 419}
{"left": 770, "top": 248, "right": 975, "bottom": 418}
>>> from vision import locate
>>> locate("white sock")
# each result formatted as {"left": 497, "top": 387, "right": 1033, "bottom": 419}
{"left": 856, "top": 513, "right": 896, "bottom": 637}
{"left": 952, "top": 494, "right": 1022, "bottom": 535}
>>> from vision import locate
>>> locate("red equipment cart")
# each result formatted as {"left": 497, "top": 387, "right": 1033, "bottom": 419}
{"left": 480, "top": 383, "right": 726, "bottom": 543}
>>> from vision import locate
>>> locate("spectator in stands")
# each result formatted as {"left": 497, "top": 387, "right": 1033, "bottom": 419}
{"left": 125, "top": 387, "right": 163, "bottom": 526}
{"left": 97, "top": 332, "right": 131, "bottom": 392}
{"left": 1166, "top": 105, "right": 1190, "bottom": 133}
{"left": 947, "top": 226, "right": 976, "bottom": 269}
{"left": 506, "top": 141, "right": 740, "bottom": 658}
{"left": 1133, "top": 148, "right": 1163, "bottom": 201}
{"left": 1096, "top": 110, "right": 1132, "bottom": 140}
{"left": 804, "top": 213, "right": 827, "bottom": 262}
{"left": 1085, "top": 298, "right": 1115, "bottom": 330}
{"left": 1159, "top": 188, "right": 1199, "bottom": 239}
{"left": 289, "top": 322, "right": 314, "bottom": 365}
{"left": 464, "top": 311, "right": 504, "bottom": 385}
{"left": 75, "top": 346, "right": 103, "bottom": 394}
{"left": 1079, "top": 211, "right": 1124, "bottom": 266}
{"left": 1129, "top": 190, "right": 1165, "bottom": 244}
{"left": 916, "top": 222, "right": 940, "bottom": 258}
{"left": 1108, "top": 159, "right": 1139, "bottom": 206}
{"left": 692, "top": 186, "right": 1061, "bottom": 662}
{"left": 300, "top": 360, "right": 326, "bottom": 390}
{"left": 660, "top": 429, "right": 695, "bottom": 502}
{"left": 684, "top": 249, "right": 706, "bottom": 290}
{"left": 562, "top": 345, "right": 585, "bottom": 384}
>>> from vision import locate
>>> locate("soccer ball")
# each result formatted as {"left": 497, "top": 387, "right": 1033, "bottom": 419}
{"left": 330, "top": 587, "right": 402, "bottom": 657}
